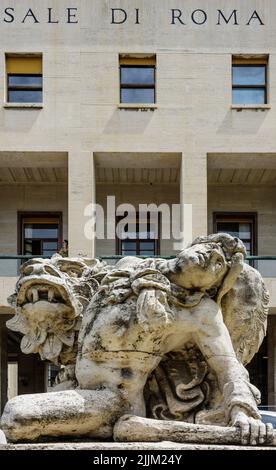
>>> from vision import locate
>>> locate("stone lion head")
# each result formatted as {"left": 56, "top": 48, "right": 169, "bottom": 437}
{"left": 7, "top": 255, "right": 105, "bottom": 364}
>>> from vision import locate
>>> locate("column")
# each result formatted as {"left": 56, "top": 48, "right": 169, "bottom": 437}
{"left": 0, "top": 316, "right": 8, "bottom": 413}
{"left": 268, "top": 315, "right": 276, "bottom": 407}
{"left": 180, "top": 152, "right": 208, "bottom": 249}
{"left": 68, "top": 151, "right": 96, "bottom": 258}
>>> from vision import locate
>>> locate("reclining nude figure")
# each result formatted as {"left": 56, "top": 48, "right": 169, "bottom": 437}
{"left": 1, "top": 233, "right": 274, "bottom": 445}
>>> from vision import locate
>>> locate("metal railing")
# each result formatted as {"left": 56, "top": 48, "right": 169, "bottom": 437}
{"left": 1, "top": 254, "right": 276, "bottom": 277}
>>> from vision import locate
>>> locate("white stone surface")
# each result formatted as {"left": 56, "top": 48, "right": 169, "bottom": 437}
{"left": 0, "top": 430, "right": 7, "bottom": 445}
{"left": 1, "top": 234, "right": 274, "bottom": 446}
{"left": 0, "top": 442, "right": 276, "bottom": 451}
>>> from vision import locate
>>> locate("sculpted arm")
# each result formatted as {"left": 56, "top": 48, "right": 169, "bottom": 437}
{"left": 192, "top": 298, "right": 273, "bottom": 445}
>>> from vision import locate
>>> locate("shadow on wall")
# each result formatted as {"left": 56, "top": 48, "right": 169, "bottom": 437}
{"left": 103, "top": 108, "right": 155, "bottom": 135}
{"left": 0, "top": 108, "right": 42, "bottom": 132}
{"left": 217, "top": 109, "right": 269, "bottom": 135}
{"left": 2, "top": 109, "right": 41, "bottom": 133}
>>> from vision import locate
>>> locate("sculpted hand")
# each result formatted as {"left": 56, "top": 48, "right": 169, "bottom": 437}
{"left": 231, "top": 407, "right": 274, "bottom": 446}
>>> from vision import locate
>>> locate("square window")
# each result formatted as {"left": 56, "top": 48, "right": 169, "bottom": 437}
{"left": 120, "top": 57, "right": 156, "bottom": 104}
{"left": 6, "top": 55, "right": 43, "bottom": 104}
{"left": 232, "top": 62, "right": 267, "bottom": 105}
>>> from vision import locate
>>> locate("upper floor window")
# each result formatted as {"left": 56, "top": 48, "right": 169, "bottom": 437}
{"left": 120, "top": 55, "right": 156, "bottom": 104}
{"left": 232, "top": 57, "right": 268, "bottom": 105}
{"left": 6, "top": 55, "right": 42, "bottom": 104}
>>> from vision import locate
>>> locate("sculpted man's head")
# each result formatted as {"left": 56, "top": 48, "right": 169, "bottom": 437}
{"left": 167, "top": 242, "right": 228, "bottom": 290}
{"left": 164, "top": 233, "right": 246, "bottom": 298}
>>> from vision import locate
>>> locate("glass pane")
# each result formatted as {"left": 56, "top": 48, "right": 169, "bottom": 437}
{"left": 139, "top": 241, "right": 155, "bottom": 250}
{"left": 9, "top": 90, "right": 42, "bottom": 103}
{"left": 121, "top": 88, "right": 155, "bottom": 104}
{"left": 121, "top": 250, "right": 137, "bottom": 256}
{"left": 121, "top": 242, "right": 136, "bottom": 250}
{"left": 43, "top": 250, "right": 57, "bottom": 257}
{"left": 239, "top": 223, "right": 251, "bottom": 239}
{"left": 232, "top": 88, "right": 265, "bottom": 104}
{"left": 140, "top": 251, "right": 155, "bottom": 256}
{"left": 8, "top": 75, "right": 42, "bottom": 86}
{"left": 43, "top": 241, "right": 58, "bottom": 256}
{"left": 24, "top": 224, "right": 58, "bottom": 239}
{"left": 43, "top": 241, "right": 58, "bottom": 250}
{"left": 217, "top": 222, "right": 239, "bottom": 238}
{"left": 121, "top": 67, "right": 155, "bottom": 85}
{"left": 24, "top": 239, "right": 41, "bottom": 255}
{"left": 243, "top": 242, "right": 251, "bottom": 252}
{"left": 47, "top": 364, "right": 60, "bottom": 390}
{"left": 232, "top": 66, "right": 265, "bottom": 86}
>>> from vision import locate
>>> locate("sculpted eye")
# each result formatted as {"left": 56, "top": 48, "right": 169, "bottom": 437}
{"left": 57, "top": 261, "right": 85, "bottom": 278}
{"left": 68, "top": 268, "right": 82, "bottom": 278}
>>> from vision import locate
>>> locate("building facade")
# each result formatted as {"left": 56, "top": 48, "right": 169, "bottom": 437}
{"left": 0, "top": 0, "right": 276, "bottom": 412}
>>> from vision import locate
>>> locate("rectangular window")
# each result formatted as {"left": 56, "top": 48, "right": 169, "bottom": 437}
{"left": 120, "top": 56, "right": 156, "bottom": 104}
{"left": 213, "top": 213, "right": 257, "bottom": 255}
{"left": 232, "top": 58, "right": 267, "bottom": 105}
{"left": 19, "top": 213, "right": 62, "bottom": 256}
{"left": 116, "top": 212, "right": 160, "bottom": 256}
{"left": 6, "top": 55, "right": 43, "bottom": 103}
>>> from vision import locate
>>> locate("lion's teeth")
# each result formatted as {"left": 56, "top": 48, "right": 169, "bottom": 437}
{"left": 32, "top": 288, "right": 39, "bottom": 303}
{"left": 48, "top": 288, "right": 54, "bottom": 302}
{"left": 26, "top": 290, "right": 33, "bottom": 302}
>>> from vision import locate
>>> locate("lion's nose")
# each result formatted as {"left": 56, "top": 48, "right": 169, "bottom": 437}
{"left": 22, "top": 263, "right": 60, "bottom": 277}
{"left": 23, "top": 263, "right": 47, "bottom": 276}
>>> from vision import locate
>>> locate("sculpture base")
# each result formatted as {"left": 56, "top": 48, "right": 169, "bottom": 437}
{"left": 1, "top": 442, "right": 276, "bottom": 451}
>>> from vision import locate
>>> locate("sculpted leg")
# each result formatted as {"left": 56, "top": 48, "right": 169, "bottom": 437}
{"left": 1, "top": 389, "right": 125, "bottom": 442}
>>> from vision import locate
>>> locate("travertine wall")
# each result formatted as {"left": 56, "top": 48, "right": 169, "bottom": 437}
{"left": 0, "top": 1, "right": 275, "bottom": 256}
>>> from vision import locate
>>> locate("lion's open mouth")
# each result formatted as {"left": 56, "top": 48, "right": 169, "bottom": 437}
{"left": 17, "top": 276, "right": 72, "bottom": 308}
{"left": 24, "top": 284, "right": 64, "bottom": 304}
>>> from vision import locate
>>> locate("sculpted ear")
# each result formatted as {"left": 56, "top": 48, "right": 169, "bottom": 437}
{"left": 216, "top": 252, "right": 244, "bottom": 305}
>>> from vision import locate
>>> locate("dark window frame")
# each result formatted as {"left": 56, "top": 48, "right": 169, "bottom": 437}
{"left": 232, "top": 64, "right": 267, "bottom": 104}
{"left": 7, "top": 73, "right": 43, "bottom": 103}
{"left": 213, "top": 212, "right": 258, "bottom": 255}
{"left": 18, "top": 212, "right": 63, "bottom": 256}
{"left": 120, "top": 65, "right": 156, "bottom": 104}
{"left": 116, "top": 212, "right": 161, "bottom": 256}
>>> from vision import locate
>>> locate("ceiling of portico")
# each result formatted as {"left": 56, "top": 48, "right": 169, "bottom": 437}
{"left": 208, "top": 153, "right": 276, "bottom": 185}
{"left": 0, "top": 151, "right": 68, "bottom": 184}
{"left": 0, "top": 167, "right": 68, "bottom": 184}
{"left": 94, "top": 152, "right": 181, "bottom": 184}
{"left": 208, "top": 168, "right": 276, "bottom": 185}
{"left": 96, "top": 167, "right": 180, "bottom": 184}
